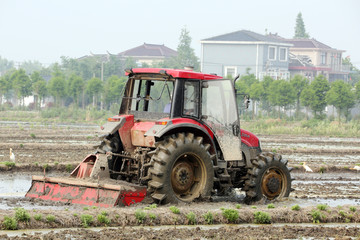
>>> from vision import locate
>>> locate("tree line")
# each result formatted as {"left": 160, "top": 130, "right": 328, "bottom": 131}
{"left": 236, "top": 72, "right": 360, "bottom": 121}
{"left": 0, "top": 28, "right": 199, "bottom": 111}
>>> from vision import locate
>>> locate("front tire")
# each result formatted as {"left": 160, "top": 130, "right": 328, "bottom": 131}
{"left": 148, "top": 133, "right": 214, "bottom": 204}
{"left": 243, "top": 152, "right": 291, "bottom": 203}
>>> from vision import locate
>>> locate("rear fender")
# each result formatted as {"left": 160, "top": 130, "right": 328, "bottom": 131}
{"left": 97, "top": 117, "right": 126, "bottom": 139}
{"left": 98, "top": 115, "right": 135, "bottom": 152}
{"left": 240, "top": 129, "right": 262, "bottom": 167}
{"left": 145, "top": 123, "right": 218, "bottom": 165}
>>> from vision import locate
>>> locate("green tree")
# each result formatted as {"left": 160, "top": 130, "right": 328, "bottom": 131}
{"left": 104, "top": 55, "right": 124, "bottom": 78}
{"left": 170, "top": 27, "right": 199, "bottom": 70}
{"left": 300, "top": 86, "right": 314, "bottom": 119}
{"left": 326, "top": 80, "right": 355, "bottom": 122}
{"left": 0, "top": 56, "right": 14, "bottom": 74}
{"left": 260, "top": 76, "right": 275, "bottom": 116}
{"left": 343, "top": 57, "right": 360, "bottom": 85}
{"left": 268, "top": 80, "right": 296, "bottom": 118}
{"left": 124, "top": 57, "right": 138, "bottom": 70}
{"left": 104, "top": 75, "right": 127, "bottom": 108}
{"left": 355, "top": 80, "right": 360, "bottom": 101}
{"left": 11, "top": 69, "right": 32, "bottom": 106}
{"left": 86, "top": 77, "right": 103, "bottom": 108}
{"left": 290, "top": 74, "right": 309, "bottom": 119}
{"left": 68, "top": 74, "right": 85, "bottom": 107}
{"left": 19, "top": 60, "right": 43, "bottom": 74}
{"left": 31, "top": 71, "right": 47, "bottom": 109}
{"left": 294, "top": 12, "right": 310, "bottom": 39}
{"left": 0, "top": 72, "right": 14, "bottom": 105}
{"left": 308, "top": 75, "right": 330, "bottom": 118}
{"left": 48, "top": 67, "right": 66, "bottom": 106}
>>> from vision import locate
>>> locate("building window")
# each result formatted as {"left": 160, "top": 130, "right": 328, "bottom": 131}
{"left": 279, "top": 47, "right": 287, "bottom": 61}
{"left": 224, "top": 66, "right": 237, "bottom": 78}
{"left": 268, "top": 46, "right": 276, "bottom": 60}
{"left": 321, "top": 52, "right": 327, "bottom": 65}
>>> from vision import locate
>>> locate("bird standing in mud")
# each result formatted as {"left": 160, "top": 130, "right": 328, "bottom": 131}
{"left": 9, "top": 148, "right": 15, "bottom": 163}
{"left": 302, "top": 162, "right": 313, "bottom": 172}
{"left": 350, "top": 166, "right": 360, "bottom": 172}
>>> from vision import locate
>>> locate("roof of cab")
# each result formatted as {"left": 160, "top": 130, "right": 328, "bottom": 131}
{"left": 126, "top": 68, "right": 222, "bottom": 80}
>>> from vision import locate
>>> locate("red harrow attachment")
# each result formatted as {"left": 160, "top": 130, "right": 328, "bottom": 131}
{"left": 26, "top": 154, "right": 146, "bottom": 208}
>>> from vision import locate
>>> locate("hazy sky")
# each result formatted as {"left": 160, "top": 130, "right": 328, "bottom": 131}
{"left": 1, "top": 0, "right": 359, "bottom": 68}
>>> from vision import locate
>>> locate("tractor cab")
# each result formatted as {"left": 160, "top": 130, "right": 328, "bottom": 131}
{"left": 120, "top": 68, "right": 242, "bottom": 161}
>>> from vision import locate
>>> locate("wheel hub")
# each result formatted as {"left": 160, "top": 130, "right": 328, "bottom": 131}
{"left": 266, "top": 177, "right": 280, "bottom": 193}
{"left": 171, "top": 161, "right": 194, "bottom": 194}
{"left": 261, "top": 169, "right": 283, "bottom": 198}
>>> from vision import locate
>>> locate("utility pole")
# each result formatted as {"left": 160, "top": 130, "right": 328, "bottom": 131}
{"left": 100, "top": 61, "right": 104, "bottom": 110}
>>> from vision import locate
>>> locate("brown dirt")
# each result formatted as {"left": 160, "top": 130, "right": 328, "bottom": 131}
{"left": 0, "top": 122, "right": 360, "bottom": 238}
{"left": 3, "top": 225, "right": 360, "bottom": 239}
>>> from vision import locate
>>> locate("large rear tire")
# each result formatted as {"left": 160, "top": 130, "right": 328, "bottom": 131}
{"left": 148, "top": 133, "right": 214, "bottom": 204}
{"left": 243, "top": 152, "right": 291, "bottom": 203}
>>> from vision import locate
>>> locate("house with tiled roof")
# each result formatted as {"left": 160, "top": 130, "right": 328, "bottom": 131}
{"left": 200, "top": 30, "right": 293, "bottom": 80}
{"left": 118, "top": 43, "right": 177, "bottom": 66}
{"left": 284, "top": 38, "right": 349, "bottom": 82}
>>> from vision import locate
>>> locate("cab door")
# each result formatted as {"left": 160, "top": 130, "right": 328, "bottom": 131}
{"left": 201, "top": 79, "right": 242, "bottom": 161}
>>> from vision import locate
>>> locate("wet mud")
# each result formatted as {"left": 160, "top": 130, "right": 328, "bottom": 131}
{"left": 0, "top": 121, "right": 359, "bottom": 238}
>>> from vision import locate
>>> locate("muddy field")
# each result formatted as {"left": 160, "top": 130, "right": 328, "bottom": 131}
{"left": 0, "top": 121, "right": 359, "bottom": 239}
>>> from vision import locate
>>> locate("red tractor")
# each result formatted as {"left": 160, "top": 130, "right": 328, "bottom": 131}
{"left": 27, "top": 68, "right": 292, "bottom": 207}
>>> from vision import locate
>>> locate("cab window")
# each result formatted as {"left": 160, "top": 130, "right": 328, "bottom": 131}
{"left": 183, "top": 81, "right": 199, "bottom": 118}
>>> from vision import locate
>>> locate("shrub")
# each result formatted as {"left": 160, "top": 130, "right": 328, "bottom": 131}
{"left": 267, "top": 204, "right": 275, "bottom": 209}
{"left": 83, "top": 207, "right": 89, "bottom": 211}
{"left": 186, "top": 212, "right": 196, "bottom": 225}
{"left": 311, "top": 210, "right": 324, "bottom": 223}
{"left": 222, "top": 209, "right": 239, "bottom": 223}
{"left": 254, "top": 211, "right": 271, "bottom": 224}
{"left": 203, "top": 211, "right": 213, "bottom": 225}
{"left": 149, "top": 204, "right": 157, "bottom": 209}
{"left": 236, "top": 204, "right": 241, "bottom": 209}
{"left": 251, "top": 206, "right": 257, "bottom": 209}
{"left": 3, "top": 216, "right": 17, "bottom": 230}
{"left": 350, "top": 206, "right": 356, "bottom": 212}
{"left": 30, "top": 133, "right": 36, "bottom": 138}
{"left": 15, "top": 208, "right": 30, "bottom": 222}
{"left": 291, "top": 205, "right": 301, "bottom": 211}
{"left": 100, "top": 211, "right": 108, "bottom": 216}
{"left": 149, "top": 213, "right": 157, "bottom": 221}
{"left": 339, "top": 210, "right": 346, "bottom": 218}
{"left": 43, "top": 164, "right": 49, "bottom": 171}
{"left": 135, "top": 209, "right": 146, "bottom": 224}
{"left": 66, "top": 164, "right": 73, "bottom": 172}
{"left": 46, "top": 215, "right": 56, "bottom": 222}
{"left": 317, "top": 204, "right": 328, "bottom": 211}
{"left": 81, "top": 214, "right": 93, "bottom": 227}
{"left": 91, "top": 206, "right": 97, "bottom": 209}
{"left": 34, "top": 214, "right": 42, "bottom": 221}
{"left": 97, "top": 214, "right": 110, "bottom": 225}
{"left": 319, "top": 166, "right": 326, "bottom": 173}
{"left": 4, "top": 161, "right": 15, "bottom": 168}
{"left": 169, "top": 206, "right": 180, "bottom": 214}
{"left": 73, "top": 213, "right": 78, "bottom": 217}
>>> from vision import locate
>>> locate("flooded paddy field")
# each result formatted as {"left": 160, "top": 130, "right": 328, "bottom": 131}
{"left": 0, "top": 121, "right": 359, "bottom": 239}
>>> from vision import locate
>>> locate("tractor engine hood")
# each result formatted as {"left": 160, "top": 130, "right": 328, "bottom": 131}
{"left": 98, "top": 115, "right": 166, "bottom": 151}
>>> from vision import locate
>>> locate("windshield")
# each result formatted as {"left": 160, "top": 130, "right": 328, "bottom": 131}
{"left": 129, "top": 79, "right": 174, "bottom": 114}
{"left": 202, "top": 80, "right": 238, "bottom": 126}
